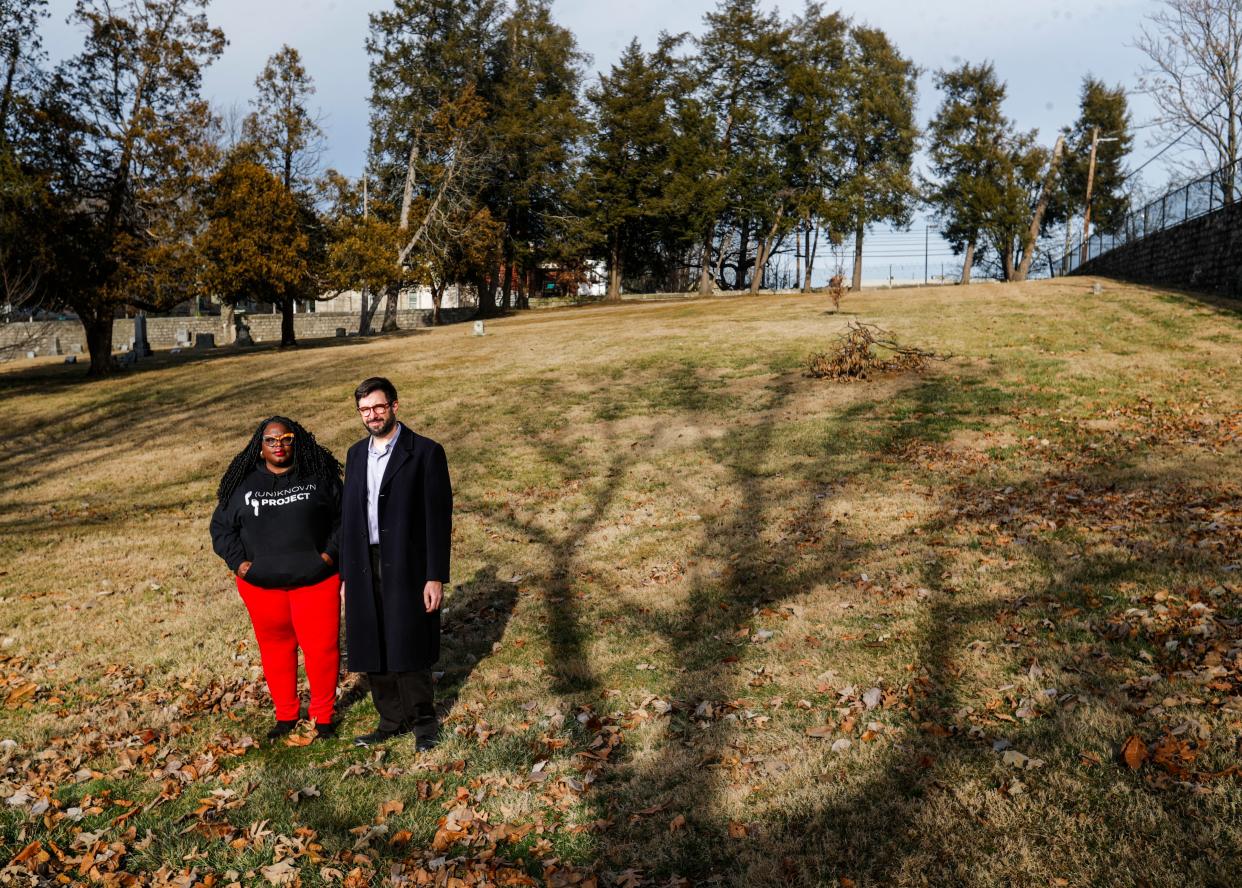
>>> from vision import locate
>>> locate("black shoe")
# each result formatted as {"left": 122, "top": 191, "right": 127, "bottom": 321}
{"left": 267, "top": 719, "right": 298, "bottom": 740}
{"left": 313, "top": 721, "right": 336, "bottom": 740}
{"left": 414, "top": 733, "right": 439, "bottom": 752}
{"left": 353, "top": 726, "right": 409, "bottom": 747}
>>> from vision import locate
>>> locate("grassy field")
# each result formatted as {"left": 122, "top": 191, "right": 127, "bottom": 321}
{"left": 0, "top": 278, "right": 1239, "bottom": 887}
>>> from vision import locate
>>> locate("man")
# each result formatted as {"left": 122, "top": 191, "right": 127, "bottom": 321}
{"left": 340, "top": 376, "right": 452, "bottom": 749}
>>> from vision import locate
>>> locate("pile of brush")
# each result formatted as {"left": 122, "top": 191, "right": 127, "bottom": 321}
{"left": 806, "top": 322, "right": 945, "bottom": 381}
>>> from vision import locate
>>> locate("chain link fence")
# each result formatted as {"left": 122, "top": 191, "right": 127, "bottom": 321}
{"left": 1053, "top": 159, "right": 1241, "bottom": 275}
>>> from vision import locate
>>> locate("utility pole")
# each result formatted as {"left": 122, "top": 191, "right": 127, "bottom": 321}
{"left": 1080, "top": 127, "right": 1119, "bottom": 264}
{"left": 924, "top": 226, "right": 929, "bottom": 285}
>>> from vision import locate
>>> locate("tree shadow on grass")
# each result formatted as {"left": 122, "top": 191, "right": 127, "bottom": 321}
{"left": 577, "top": 366, "right": 1241, "bottom": 885}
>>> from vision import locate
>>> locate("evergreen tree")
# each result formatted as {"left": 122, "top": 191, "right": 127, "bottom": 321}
{"left": 836, "top": 25, "right": 919, "bottom": 291}
{"left": 692, "top": 0, "right": 783, "bottom": 293}
{"left": 198, "top": 147, "right": 314, "bottom": 346}
{"left": 487, "top": 0, "right": 586, "bottom": 309}
{"left": 577, "top": 39, "right": 674, "bottom": 301}
{"left": 243, "top": 45, "right": 324, "bottom": 194}
{"left": 780, "top": 3, "right": 849, "bottom": 292}
{"left": 365, "top": 0, "right": 500, "bottom": 321}
{"left": 1060, "top": 77, "right": 1132, "bottom": 236}
{"left": 925, "top": 62, "right": 1013, "bottom": 284}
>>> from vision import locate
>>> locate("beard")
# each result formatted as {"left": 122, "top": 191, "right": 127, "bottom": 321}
{"left": 366, "top": 413, "right": 397, "bottom": 438}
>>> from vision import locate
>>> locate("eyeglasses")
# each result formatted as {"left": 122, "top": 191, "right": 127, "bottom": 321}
{"left": 262, "top": 434, "right": 295, "bottom": 447}
{"left": 358, "top": 402, "right": 392, "bottom": 416}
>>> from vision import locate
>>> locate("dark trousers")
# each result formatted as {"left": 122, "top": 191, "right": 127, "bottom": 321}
{"left": 368, "top": 546, "right": 437, "bottom": 737}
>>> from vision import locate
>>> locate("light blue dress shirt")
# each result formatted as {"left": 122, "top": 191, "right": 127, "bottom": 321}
{"left": 366, "top": 422, "right": 402, "bottom": 545}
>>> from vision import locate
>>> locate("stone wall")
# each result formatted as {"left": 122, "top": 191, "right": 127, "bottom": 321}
{"left": 1074, "top": 197, "right": 1242, "bottom": 298}
{"left": 0, "top": 307, "right": 476, "bottom": 360}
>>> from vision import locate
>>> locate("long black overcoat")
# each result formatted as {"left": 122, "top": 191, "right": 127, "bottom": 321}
{"left": 340, "top": 427, "right": 452, "bottom": 673}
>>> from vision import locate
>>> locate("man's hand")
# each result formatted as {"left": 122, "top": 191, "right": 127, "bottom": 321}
{"left": 238, "top": 561, "right": 252, "bottom": 579}
{"left": 424, "top": 580, "right": 443, "bottom": 613}
{"left": 320, "top": 552, "right": 334, "bottom": 567}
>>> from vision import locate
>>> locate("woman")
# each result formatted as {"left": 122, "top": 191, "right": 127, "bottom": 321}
{"left": 210, "top": 416, "right": 343, "bottom": 740}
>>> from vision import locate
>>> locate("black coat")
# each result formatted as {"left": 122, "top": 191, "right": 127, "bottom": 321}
{"left": 340, "top": 426, "right": 452, "bottom": 673}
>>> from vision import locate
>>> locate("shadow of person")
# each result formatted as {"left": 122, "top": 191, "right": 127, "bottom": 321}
{"left": 434, "top": 566, "right": 519, "bottom": 719}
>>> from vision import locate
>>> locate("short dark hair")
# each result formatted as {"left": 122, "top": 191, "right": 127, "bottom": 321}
{"left": 355, "top": 376, "right": 398, "bottom": 405}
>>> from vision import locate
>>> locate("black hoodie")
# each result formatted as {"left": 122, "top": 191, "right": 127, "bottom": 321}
{"left": 210, "top": 464, "right": 342, "bottom": 589}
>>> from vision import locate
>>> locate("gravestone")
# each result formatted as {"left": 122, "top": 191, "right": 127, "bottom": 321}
{"left": 235, "top": 320, "right": 254, "bottom": 346}
{"left": 175, "top": 328, "right": 192, "bottom": 348}
{"left": 64, "top": 355, "right": 77, "bottom": 365}
{"left": 472, "top": 320, "right": 485, "bottom": 336}
{"left": 194, "top": 333, "right": 216, "bottom": 349}
{"left": 49, "top": 336, "right": 62, "bottom": 356}
{"left": 132, "top": 315, "right": 153, "bottom": 357}
{"left": 336, "top": 327, "right": 347, "bottom": 338}
{"left": 1091, "top": 282, "right": 1103, "bottom": 295}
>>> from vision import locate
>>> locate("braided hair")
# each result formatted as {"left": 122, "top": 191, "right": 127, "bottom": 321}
{"left": 215, "top": 416, "right": 344, "bottom": 506}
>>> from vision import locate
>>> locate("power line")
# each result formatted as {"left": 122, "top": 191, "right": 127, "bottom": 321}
{"left": 1121, "top": 95, "right": 1230, "bottom": 185}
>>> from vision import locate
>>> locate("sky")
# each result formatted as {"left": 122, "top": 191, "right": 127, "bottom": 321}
{"left": 40, "top": 0, "right": 1170, "bottom": 284}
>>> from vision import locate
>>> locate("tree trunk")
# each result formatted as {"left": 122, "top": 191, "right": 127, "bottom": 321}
{"left": 82, "top": 311, "right": 116, "bottom": 377}
{"left": 736, "top": 220, "right": 750, "bottom": 290}
{"left": 606, "top": 237, "right": 622, "bottom": 302}
{"left": 960, "top": 240, "right": 975, "bottom": 285}
{"left": 803, "top": 223, "right": 819, "bottom": 293}
{"left": 358, "top": 289, "right": 372, "bottom": 336}
{"left": 851, "top": 225, "right": 865, "bottom": 292}
{"left": 795, "top": 223, "right": 802, "bottom": 292}
{"left": 380, "top": 287, "right": 400, "bottom": 332}
{"left": 1000, "top": 238, "right": 1015, "bottom": 281}
{"left": 697, "top": 230, "right": 715, "bottom": 296}
{"left": 1014, "top": 135, "right": 1065, "bottom": 282}
{"left": 475, "top": 262, "right": 500, "bottom": 317}
{"left": 280, "top": 297, "right": 297, "bottom": 347}
{"left": 431, "top": 281, "right": 444, "bottom": 325}
{"left": 501, "top": 241, "right": 514, "bottom": 310}
{"left": 751, "top": 205, "right": 786, "bottom": 294}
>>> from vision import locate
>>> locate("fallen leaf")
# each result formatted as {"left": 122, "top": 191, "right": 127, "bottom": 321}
{"left": 728, "top": 822, "right": 748, "bottom": 838}
{"left": 669, "top": 814, "right": 686, "bottom": 833}
{"left": 804, "top": 725, "right": 834, "bottom": 739}
{"left": 1121, "top": 735, "right": 1147, "bottom": 770}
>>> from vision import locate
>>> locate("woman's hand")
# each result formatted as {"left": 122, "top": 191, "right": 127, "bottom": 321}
{"left": 238, "top": 561, "right": 252, "bottom": 578}
{"left": 320, "top": 552, "right": 334, "bottom": 567}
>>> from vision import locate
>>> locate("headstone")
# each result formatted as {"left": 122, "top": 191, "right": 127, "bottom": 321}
{"left": 175, "top": 328, "right": 191, "bottom": 347}
{"left": 472, "top": 320, "right": 485, "bottom": 336}
{"left": 64, "top": 355, "right": 77, "bottom": 365}
{"left": 336, "top": 327, "right": 347, "bottom": 338}
{"left": 132, "top": 314, "right": 153, "bottom": 357}
{"left": 25, "top": 350, "right": 36, "bottom": 359}
{"left": 194, "top": 333, "right": 216, "bottom": 349}
{"left": 1091, "top": 282, "right": 1103, "bottom": 295}
{"left": 234, "top": 322, "right": 254, "bottom": 347}
{"left": 50, "top": 336, "right": 62, "bottom": 356}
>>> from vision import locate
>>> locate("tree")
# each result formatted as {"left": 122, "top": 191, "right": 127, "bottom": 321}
{"left": 692, "top": 0, "right": 784, "bottom": 294}
{"left": 243, "top": 45, "right": 323, "bottom": 193}
{"left": 1134, "top": 0, "right": 1242, "bottom": 186}
{"left": 16, "top": 0, "right": 223, "bottom": 375}
{"left": 780, "top": 3, "right": 849, "bottom": 293}
{"left": 577, "top": 40, "right": 675, "bottom": 301}
{"left": 835, "top": 25, "right": 919, "bottom": 292}
{"left": 925, "top": 62, "right": 1015, "bottom": 284}
{"left": 365, "top": 0, "right": 500, "bottom": 322}
{"left": 198, "top": 148, "right": 312, "bottom": 347}
{"left": 487, "top": 0, "right": 586, "bottom": 309}
{"left": 1060, "top": 77, "right": 1133, "bottom": 234}
{"left": 0, "top": 0, "right": 47, "bottom": 145}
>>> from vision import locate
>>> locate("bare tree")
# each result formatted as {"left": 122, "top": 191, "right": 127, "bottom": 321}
{"left": 1134, "top": 0, "right": 1242, "bottom": 189}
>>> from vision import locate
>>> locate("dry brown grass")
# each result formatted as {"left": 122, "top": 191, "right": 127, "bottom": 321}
{"left": 0, "top": 277, "right": 1240, "bottom": 886}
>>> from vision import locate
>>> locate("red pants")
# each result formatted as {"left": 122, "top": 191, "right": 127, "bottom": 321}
{"left": 236, "top": 573, "right": 341, "bottom": 723}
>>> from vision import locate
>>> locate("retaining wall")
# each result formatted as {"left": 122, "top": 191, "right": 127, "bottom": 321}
{"left": 0, "top": 307, "right": 475, "bottom": 360}
{"left": 1074, "top": 197, "right": 1242, "bottom": 298}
